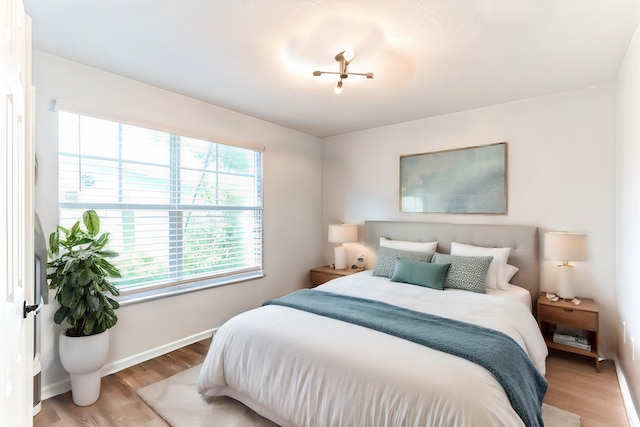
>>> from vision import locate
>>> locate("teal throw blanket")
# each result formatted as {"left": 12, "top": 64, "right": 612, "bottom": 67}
{"left": 264, "top": 289, "right": 547, "bottom": 427}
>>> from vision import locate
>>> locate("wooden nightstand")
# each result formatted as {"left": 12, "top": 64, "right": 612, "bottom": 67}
{"left": 536, "top": 293, "right": 600, "bottom": 372}
{"left": 309, "top": 265, "right": 364, "bottom": 287}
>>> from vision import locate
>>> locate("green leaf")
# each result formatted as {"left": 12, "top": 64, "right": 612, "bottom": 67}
{"left": 74, "top": 299, "right": 86, "bottom": 319}
{"left": 84, "top": 317, "right": 96, "bottom": 335}
{"left": 105, "top": 296, "right": 120, "bottom": 309}
{"left": 93, "top": 233, "right": 110, "bottom": 250}
{"left": 104, "top": 282, "right": 121, "bottom": 296}
{"left": 62, "top": 258, "right": 78, "bottom": 275}
{"left": 60, "top": 286, "right": 75, "bottom": 307}
{"left": 78, "top": 269, "right": 93, "bottom": 288}
{"left": 104, "top": 312, "right": 118, "bottom": 330}
{"left": 75, "top": 237, "right": 94, "bottom": 246}
{"left": 53, "top": 307, "right": 68, "bottom": 325}
{"left": 49, "top": 231, "right": 60, "bottom": 255}
{"left": 99, "top": 260, "right": 121, "bottom": 279}
{"left": 98, "top": 250, "right": 119, "bottom": 258}
{"left": 86, "top": 295, "right": 100, "bottom": 312}
{"left": 83, "top": 210, "right": 100, "bottom": 237}
{"left": 70, "top": 221, "right": 81, "bottom": 236}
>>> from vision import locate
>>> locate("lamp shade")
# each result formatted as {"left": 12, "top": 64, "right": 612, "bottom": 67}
{"left": 544, "top": 232, "right": 588, "bottom": 263}
{"left": 328, "top": 224, "right": 358, "bottom": 244}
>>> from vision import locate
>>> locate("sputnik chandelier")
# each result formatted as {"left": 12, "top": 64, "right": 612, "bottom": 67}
{"left": 313, "top": 50, "right": 374, "bottom": 94}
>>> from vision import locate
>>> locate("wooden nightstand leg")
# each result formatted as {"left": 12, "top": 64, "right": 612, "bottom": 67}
{"left": 595, "top": 356, "right": 600, "bottom": 373}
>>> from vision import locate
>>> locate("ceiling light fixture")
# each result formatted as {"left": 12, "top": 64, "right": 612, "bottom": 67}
{"left": 313, "top": 50, "right": 374, "bottom": 94}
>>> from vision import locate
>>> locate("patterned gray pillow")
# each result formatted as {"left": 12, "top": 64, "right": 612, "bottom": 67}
{"left": 431, "top": 253, "right": 493, "bottom": 294}
{"left": 372, "top": 246, "right": 434, "bottom": 278}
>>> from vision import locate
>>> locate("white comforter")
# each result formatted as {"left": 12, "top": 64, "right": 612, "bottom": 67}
{"left": 198, "top": 271, "right": 548, "bottom": 427}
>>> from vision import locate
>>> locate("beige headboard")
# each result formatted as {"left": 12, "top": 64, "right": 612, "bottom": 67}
{"left": 364, "top": 221, "right": 540, "bottom": 302}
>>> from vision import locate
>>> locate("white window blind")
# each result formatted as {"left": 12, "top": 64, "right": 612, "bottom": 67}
{"left": 57, "top": 111, "right": 263, "bottom": 294}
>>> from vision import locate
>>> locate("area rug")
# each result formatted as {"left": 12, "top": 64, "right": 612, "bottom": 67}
{"left": 137, "top": 365, "right": 580, "bottom": 427}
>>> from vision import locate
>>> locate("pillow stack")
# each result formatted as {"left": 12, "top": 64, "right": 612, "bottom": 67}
{"left": 372, "top": 238, "right": 517, "bottom": 293}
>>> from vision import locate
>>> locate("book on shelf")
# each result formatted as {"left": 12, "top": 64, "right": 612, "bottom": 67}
{"left": 552, "top": 336, "right": 592, "bottom": 351}
{"left": 553, "top": 325, "right": 588, "bottom": 344}
{"left": 552, "top": 326, "right": 591, "bottom": 350}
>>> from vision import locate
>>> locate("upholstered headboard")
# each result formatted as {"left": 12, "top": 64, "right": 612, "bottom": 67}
{"left": 364, "top": 221, "right": 540, "bottom": 301}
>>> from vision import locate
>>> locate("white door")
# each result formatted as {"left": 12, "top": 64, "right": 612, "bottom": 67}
{"left": 1, "top": 0, "right": 35, "bottom": 425}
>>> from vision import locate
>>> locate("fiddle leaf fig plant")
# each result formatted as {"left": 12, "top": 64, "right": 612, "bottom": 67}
{"left": 48, "top": 210, "right": 122, "bottom": 337}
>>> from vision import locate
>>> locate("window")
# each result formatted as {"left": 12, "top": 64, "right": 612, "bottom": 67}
{"left": 57, "top": 111, "right": 263, "bottom": 298}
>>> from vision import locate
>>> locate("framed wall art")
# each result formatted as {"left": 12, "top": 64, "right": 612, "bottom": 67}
{"left": 400, "top": 142, "right": 507, "bottom": 214}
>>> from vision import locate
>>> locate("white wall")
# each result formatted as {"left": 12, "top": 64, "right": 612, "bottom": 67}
{"left": 616, "top": 20, "right": 640, "bottom": 414}
{"left": 33, "top": 51, "right": 324, "bottom": 397}
{"left": 322, "top": 85, "right": 618, "bottom": 355}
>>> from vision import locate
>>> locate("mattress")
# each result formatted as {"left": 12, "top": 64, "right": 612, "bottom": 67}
{"left": 198, "top": 271, "right": 548, "bottom": 426}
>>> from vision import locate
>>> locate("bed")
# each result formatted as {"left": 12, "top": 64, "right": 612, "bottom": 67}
{"left": 198, "top": 221, "right": 548, "bottom": 427}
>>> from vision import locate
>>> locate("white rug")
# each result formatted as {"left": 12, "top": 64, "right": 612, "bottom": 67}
{"left": 137, "top": 365, "right": 580, "bottom": 427}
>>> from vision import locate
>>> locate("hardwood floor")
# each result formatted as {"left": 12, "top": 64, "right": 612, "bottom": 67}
{"left": 34, "top": 340, "right": 211, "bottom": 427}
{"left": 544, "top": 349, "right": 629, "bottom": 427}
{"left": 35, "top": 342, "right": 630, "bottom": 426}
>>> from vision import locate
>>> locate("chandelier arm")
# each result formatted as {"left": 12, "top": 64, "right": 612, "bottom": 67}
{"left": 313, "top": 71, "right": 341, "bottom": 76}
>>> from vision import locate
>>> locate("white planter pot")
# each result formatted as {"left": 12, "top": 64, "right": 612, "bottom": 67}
{"left": 59, "top": 329, "right": 110, "bottom": 406}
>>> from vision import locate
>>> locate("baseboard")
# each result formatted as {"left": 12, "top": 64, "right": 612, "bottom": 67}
{"left": 614, "top": 356, "right": 640, "bottom": 427}
{"left": 41, "top": 378, "right": 72, "bottom": 402}
{"left": 102, "top": 328, "right": 216, "bottom": 376}
{"left": 41, "top": 328, "right": 217, "bottom": 401}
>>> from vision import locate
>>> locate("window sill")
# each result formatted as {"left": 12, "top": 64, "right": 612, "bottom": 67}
{"left": 116, "top": 270, "right": 265, "bottom": 307}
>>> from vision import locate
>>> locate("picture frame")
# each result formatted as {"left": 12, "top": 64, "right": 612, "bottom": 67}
{"left": 400, "top": 142, "right": 507, "bottom": 214}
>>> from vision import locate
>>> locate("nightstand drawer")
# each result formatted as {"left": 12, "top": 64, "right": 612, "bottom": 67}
{"left": 538, "top": 305, "right": 598, "bottom": 331}
{"left": 309, "top": 266, "right": 364, "bottom": 287}
{"left": 310, "top": 271, "right": 339, "bottom": 286}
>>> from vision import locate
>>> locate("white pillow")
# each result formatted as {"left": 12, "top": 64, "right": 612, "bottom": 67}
{"left": 450, "top": 242, "right": 511, "bottom": 290}
{"left": 380, "top": 237, "right": 437, "bottom": 253}
{"left": 505, "top": 264, "right": 519, "bottom": 283}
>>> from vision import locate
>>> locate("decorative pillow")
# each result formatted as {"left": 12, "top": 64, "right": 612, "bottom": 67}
{"left": 372, "top": 246, "right": 434, "bottom": 278}
{"left": 380, "top": 237, "right": 438, "bottom": 253}
{"left": 450, "top": 242, "right": 511, "bottom": 290}
{"left": 390, "top": 258, "right": 450, "bottom": 290}
{"left": 431, "top": 253, "right": 493, "bottom": 294}
{"left": 505, "top": 264, "right": 519, "bottom": 283}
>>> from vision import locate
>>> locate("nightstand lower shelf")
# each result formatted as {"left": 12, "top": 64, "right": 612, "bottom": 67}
{"left": 543, "top": 337, "right": 599, "bottom": 363}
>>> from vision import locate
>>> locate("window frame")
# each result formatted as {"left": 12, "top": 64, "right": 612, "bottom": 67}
{"left": 55, "top": 101, "right": 265, "bottom": 306}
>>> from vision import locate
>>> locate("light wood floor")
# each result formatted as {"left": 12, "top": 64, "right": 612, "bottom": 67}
{"left": 34, "top": 342, "right": 630, "bottom": 427}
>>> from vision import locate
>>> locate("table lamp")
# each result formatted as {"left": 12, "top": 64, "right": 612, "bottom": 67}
{"left": 328, "top": 224, "right": 358, "bottom": 269}
{"left": 544, "top": 231, "right": 588, "bottom": 299}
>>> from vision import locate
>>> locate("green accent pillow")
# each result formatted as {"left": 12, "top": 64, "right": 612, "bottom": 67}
{"left": 390, "top": 258, "right": 451, "bottom": 290}
{"left": 372, "top": 246, "right": 434, "bottom": 278}
{"left": 431, "top": 253, "right": 493, "bottom": 294}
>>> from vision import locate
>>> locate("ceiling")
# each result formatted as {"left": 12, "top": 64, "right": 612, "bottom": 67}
{"left": 23, "top": 0, "right": 640, "bottom": 138}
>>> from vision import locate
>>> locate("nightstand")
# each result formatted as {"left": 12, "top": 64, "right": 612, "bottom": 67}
{"left": 309, "top": 265, "right": 364, "bottom": 287}
{"left": 536, "top": 293, "right": 600, "bottom": 372}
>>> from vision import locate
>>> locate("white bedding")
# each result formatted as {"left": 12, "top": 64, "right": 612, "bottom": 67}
{"left": 198, "top": 271, "right": 548, "bottom": 427}
{"left": 486, "top": 283, "right": 533, "bottom": 311}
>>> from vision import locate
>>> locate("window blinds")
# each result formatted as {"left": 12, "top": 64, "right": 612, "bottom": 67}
{"left": 57, "top": 111, "right": 263, "bottom": 293}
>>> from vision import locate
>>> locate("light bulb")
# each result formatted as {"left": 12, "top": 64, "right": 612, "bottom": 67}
{"left": 343, "top": 48, "right": 355, "bottom": 62}
{"left": 334, "top": 80, "right": 343, "bottom": 94}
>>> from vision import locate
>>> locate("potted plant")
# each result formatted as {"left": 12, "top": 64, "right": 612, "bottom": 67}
{"left": 48, "top": 209, "right": 121, "bottom": 406}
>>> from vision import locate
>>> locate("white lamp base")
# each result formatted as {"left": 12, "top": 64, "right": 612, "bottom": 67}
{"left": 334, "top": 245, "right": 348, "bottom": 270}
{"left": 556, "top": 265, "right": 575, "bottom": 299}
